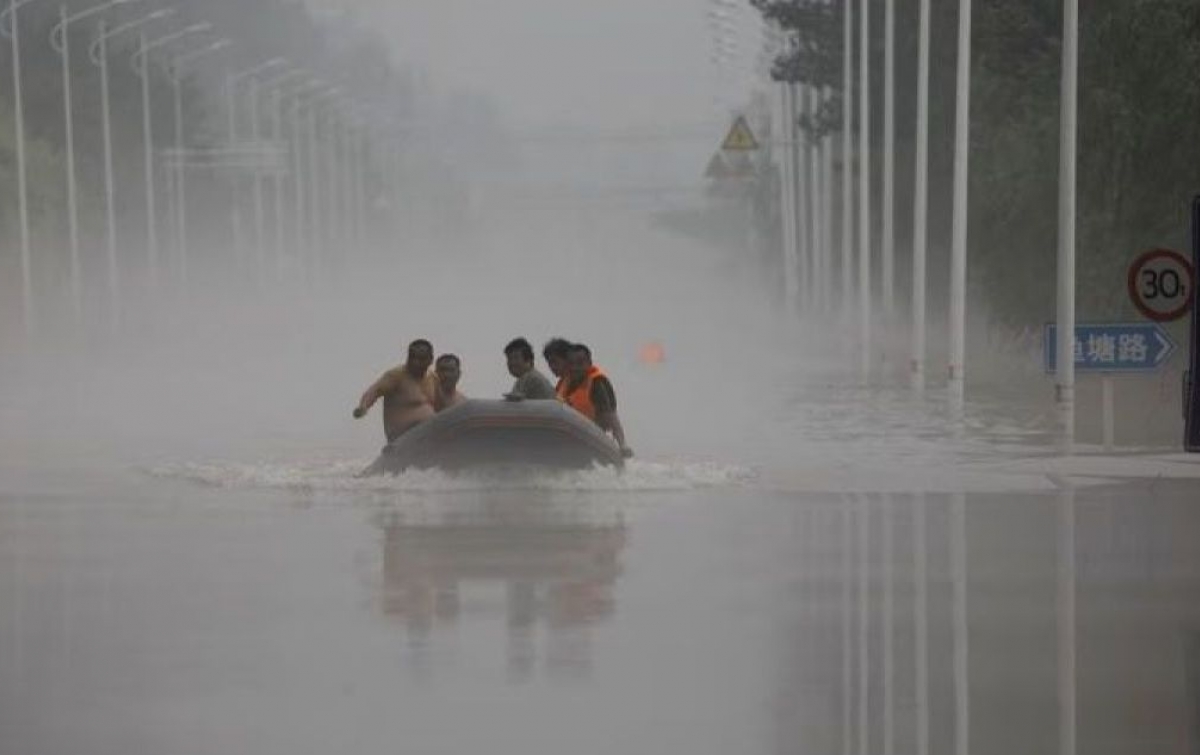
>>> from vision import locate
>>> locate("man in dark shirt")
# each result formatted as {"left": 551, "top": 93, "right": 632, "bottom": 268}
{"left": 542, "top": 337, "right": 572, "bottom": 392}
{"left": 504, "top": 337, "right": 557, "bottom": 400}
{"left": 562, "top": 343, "right": 632, "bottom": 458}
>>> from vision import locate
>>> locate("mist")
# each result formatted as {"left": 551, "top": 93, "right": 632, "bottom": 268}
{"left": 0, "top": 0, "right": 836, "bottom": 485}
{"left": 3, "top": 2, "right": 1200, "bottom": 755}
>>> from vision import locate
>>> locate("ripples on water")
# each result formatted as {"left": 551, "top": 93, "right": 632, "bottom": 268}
{"left": 145, "top": 458, "right": 759, "bottom": 497}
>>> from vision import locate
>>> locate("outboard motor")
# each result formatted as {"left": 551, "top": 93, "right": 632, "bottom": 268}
{"left": 1185, "top": 196, "right": 1200, "bottom": 452}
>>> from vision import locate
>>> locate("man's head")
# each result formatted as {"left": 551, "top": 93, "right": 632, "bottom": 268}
{"left": 505, "top": 337, "right": 535, "bottom": 378}
{"left": 435, "top": 354, "right": 461, "bottom": 391}
{"left": 542, "top": 337, "right": 573, "bottom": 379}
{"left": 567, "top": 343, "right": 592, "bottom": 382}
{"left": 405, "top": 339, "right": 434, "bottom": 377}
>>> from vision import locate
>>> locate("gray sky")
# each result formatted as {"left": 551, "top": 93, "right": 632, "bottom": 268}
{"left": 315, "top": 0, "right": 764, "bottom": 131}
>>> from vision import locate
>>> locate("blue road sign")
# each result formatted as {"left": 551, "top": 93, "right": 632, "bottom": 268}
{"left": 1044, "top": 323, "right": 1177, "bottom": 373}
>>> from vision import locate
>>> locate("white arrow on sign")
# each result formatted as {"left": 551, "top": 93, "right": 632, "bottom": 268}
{"left": 1154, "top": 329, "right": 1175, "bottom": 365}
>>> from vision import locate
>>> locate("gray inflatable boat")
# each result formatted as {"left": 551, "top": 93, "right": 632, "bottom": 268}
{"left": 362, "top": 398, "right": 624, "bottom": 475}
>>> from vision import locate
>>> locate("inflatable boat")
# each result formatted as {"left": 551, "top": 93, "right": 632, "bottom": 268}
{"left": 362, "top": 398, "right": 624, "bottom": 475}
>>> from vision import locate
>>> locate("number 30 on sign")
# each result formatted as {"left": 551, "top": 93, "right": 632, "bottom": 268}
{"left": 1127, "top": 248, "right": 1195, "bottom": 322}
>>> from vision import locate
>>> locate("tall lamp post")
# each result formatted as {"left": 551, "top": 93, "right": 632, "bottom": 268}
{"left": 858, "top": 0, "right": 871, "bottom": 380}
{"left": 1055, "top": 0, "right": 1079, "bottom": 451}
{"left": 225, "top": 57, "right": 287, "bottom": 277}
{"left": 88, "top": 7, "right": 175, "bottom": 326}
{"left": 841, "top": 0, "right": 854, "bottom": 329}
{"left": 1, "top": 0, "right": 49, "bottom": 334}
{"left": 167, "top": 38, "right": 232, "bottom": 286}
{"left": 49, "top": 0, "right": 147, "bottom": 320}
{"left": 948, "top": 0, "right": 974, "bottom": 407}
{"left": 911, "top": 0, "right": 932, "bottom": 391}
{"left": 257, "top": 69, "right": 309, "bottom": 277}
{"left": 130, "top": 21, "right": 212, "bottom": 290}
{"left": 283, "top": 79, "right": 330, "bottom": 281}
{"left": 304, "top": 87, "right": 342, "bottom": 282}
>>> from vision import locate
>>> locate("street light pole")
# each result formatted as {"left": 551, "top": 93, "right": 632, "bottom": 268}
{"left": 225, "top": 71, "right": 242, "bottom": 274}
{"left": 131, "top": 21, "right": 211, "bottom": 291}
{"left": 911, "top": 0, "right": 932, "bottom": 392}
{"left": 1056, "top": 0, "right": 1079, "bottom": 450}
{"left": 57, "top": 5, "right": 80, "bottom": 318}
{"left": 287, "top": 95, "right": 312, "bottom": 279}
{"left": 352, "top": 123, "right": 367, "bottom": 250}
{"left": 948, "top": 0, "right": 973, "bottom": 405}
{"left": 224, "top": 57, "right": 287, "bottom": 277}
{"left": 5, "top": 0, "right": 34, "bottom": 334}
{"left": 272, "top": 86, "right": 286, "bottom": 276}
{"left": 808, "top": 85, "right": 823, "bottom": 313}
{"left": 796, "top": 82, "right": 810, "bottom": 310}
{"left": 168, "top": 38, "right": 231, "bottom": 289}
{"left": 882, "top": 0, "right": 896, "bottom": 318}
{"left": 307, "top": 103, "right": 322, "bottom": 281}
{"left": 858, "top": 0, "right": 871, "bottom": 380}
{"left": 325, "top": 109, "right": 342, "bottom": 269}
{"left": 171, "top": 76, "right": 184, "bottom": 283}
{"left": 257, "top": 69, "right": 309, "bottom": 278}
{"left": 97, "top": 22, "right": 117, "bottom": 324}
{"left": 281, "top": 80, "right": 328, "bottom": 283}
{"left": 51, "top": 0, "right": 144, "bottom": 321}
{"left": 89, "top": 7, "right": 175, "bottom": 328}
{"left": 138, "top": 29, "right": 158, "bottom": 287}
{"left": 821, "top": 84, "right": 834, "bottom": 317}
{"left": 339, "top": 115, "right": 355, "bottom": 253}
{"left": 303, "top": 88, "right": 342, "bottom": 283}
{"left": 780, "top": 81, "right": 798, "bottom": 313}
{"left": 248, "top": 77, "right": 266, "bottom": 278}
{"left": 841, "top": 0, "right": 854, "bottom": 328}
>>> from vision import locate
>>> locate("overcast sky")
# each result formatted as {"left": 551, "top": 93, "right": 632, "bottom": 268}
{"left": 311, "top": 0, "right": 764, "bottom": 131}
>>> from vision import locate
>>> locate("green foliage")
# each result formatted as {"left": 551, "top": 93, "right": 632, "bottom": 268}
{"left": 0, "top": 99, "right": 68, "bottom": 243}
{"left": 750, "top": 0, "right": 1200, "bottom": 326}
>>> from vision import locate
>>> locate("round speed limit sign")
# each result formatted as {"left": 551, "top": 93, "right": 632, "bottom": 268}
{"left": 1127, "top": 248, "right": 1195, "bottom": 322}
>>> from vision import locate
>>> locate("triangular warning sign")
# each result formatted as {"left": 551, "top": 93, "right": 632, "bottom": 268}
{"left": 721, "top": 115, "right": 759, "bottom": 151}
{"left": 704, "top": 152, "right": 731, "bottom": 179}
{"left": 725, "top": 151, "right": 755, "bottom": 177}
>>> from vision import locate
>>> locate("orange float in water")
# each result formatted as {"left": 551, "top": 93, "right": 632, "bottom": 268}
{"left": 638, "top": 341, "right": 665, "bottom": 365}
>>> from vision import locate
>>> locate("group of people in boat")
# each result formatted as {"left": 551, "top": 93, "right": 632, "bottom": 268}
{"left": 353, "top": 337, "right": 633, "bottom": 458}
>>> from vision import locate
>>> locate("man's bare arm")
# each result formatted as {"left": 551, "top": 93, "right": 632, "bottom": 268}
{"left": 597, "top": 410, "right": 632, "bottom": 457}
{"left": 354, "top": 370, "right": 400, "bottom": 418}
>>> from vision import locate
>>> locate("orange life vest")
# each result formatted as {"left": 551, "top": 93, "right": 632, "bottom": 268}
{"left": 558, "top": 366, "right": 605, "bottom": 421}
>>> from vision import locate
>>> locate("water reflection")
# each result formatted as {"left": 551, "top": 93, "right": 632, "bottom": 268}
{"left": 375, "top": 495, "right": 627, "bottom": 682}
{"left": 774, "top": 486, "right": 1200, "bottom": 755}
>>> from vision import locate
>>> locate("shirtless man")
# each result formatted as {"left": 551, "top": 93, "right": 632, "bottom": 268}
{"left": 432, "top": 354, "right": 468, "bottom": 412}
{"left": 353, "top": 339, "right": 437, "bottom": 442}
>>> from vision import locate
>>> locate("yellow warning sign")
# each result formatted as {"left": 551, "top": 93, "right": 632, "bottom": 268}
{"left": 721, "top": 115, "right": 759, "bottom": 151}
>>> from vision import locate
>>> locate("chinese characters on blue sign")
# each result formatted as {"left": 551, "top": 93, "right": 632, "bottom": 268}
{"left": 1044, "top": 323, "right": 1176, "bottom": 373}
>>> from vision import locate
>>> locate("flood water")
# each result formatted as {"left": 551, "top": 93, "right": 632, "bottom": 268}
{"left": 3, "top": 204, "right": 1198, "bottom": 755}
{"left": 3, "top": 467, "right": 1199, "bottom": 755}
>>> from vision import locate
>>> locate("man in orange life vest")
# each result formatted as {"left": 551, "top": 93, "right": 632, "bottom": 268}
{"left": 557, "top": 343, "right": 633, "bottom": 459}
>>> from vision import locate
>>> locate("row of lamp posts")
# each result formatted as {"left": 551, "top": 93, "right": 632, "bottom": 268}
{"left": 762, "top": 0, "right": 1080, "bottom": 444}
{"left": 4, "top": 0, "right": 377, "bottom": 337}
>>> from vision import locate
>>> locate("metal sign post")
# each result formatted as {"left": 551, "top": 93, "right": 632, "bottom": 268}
{"left": 1186, "top": 197, "right": 1200, "bottom": 451}
{"left": 1046, "top": 322, "right": 1178, "bottom": 450}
